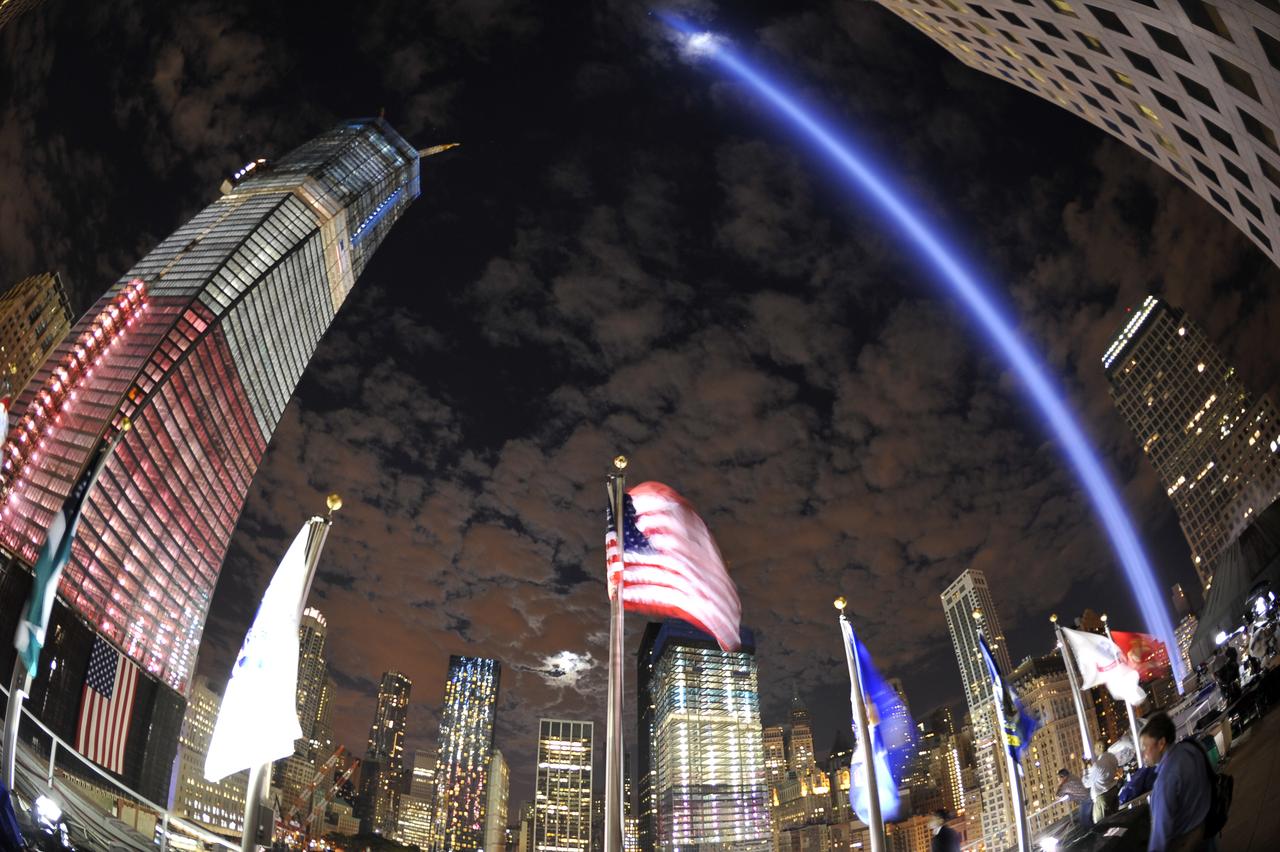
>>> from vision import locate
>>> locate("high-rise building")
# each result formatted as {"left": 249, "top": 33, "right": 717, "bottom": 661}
{"left": 432, "top": 656, "right": 501, "bottom": 852}
{"left": 1176, "top": 612, "right": 1200, "bottom": 680}
{"left": 174, "top": 676, "right": 247, "bottom": 837}
{"left": 397, "top": 750, "right": 438, "bottom": 850}
{"left": 762, "top": 725, "right": 788, "bottom": 791}
{"left": 1104, "top": 296, "right": 1280, "bottom": 585}
{"left": 1171, "top": 583, "right": 1193, "bottom": 619}
{"left": 364, "top": 671, "right": 412, "bottom": 835}
{"left": 485, "top": 749, "right": 510, "bottom": 852}
{"left": 942, "top": 569, "right": 1015, "bottom": 851}
{"left": 645, "top": 620, "right": 771, "bottom": 852}
{"left": 869, "top": 0, "right": 1280, "bottom": 269}
{"left": 533, "top": 719, "right": 592, "bottom": 852}
{"left": 0, "top": 272, "right": 72, "bottom": 397}
{"left": 788, "top": 694, "right": 817, "bottom": 774}
{"left": 0, "top": 117, "right": 424, "bottom": 697}
{"left": 884, "top": 677, "right": 914, "bottom": 754}
{"left": 275, "top": 608, "right": 333, "bottom": 807}
{"left": 636, "top": 623, "right": 661, "bottom": 852}
{"left": 1010, "top": 653, "right": 1097, "bottom": 837}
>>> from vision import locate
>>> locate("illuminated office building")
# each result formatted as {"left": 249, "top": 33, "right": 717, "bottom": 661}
{"left": 870, "top": 0, "right": 1280, "bottom": 268}
{"left": 1176, "top": 612, "right": 1200, "bottom": 681}
{"left": 788, "top": 695, "right": 817, "bottom": 774}
{"left": 432, "top": 656, "right": 501, "bottom": 851}
{"left": 942, "top": 569, "right": 1014, "bottom": 851}
{"left": 275, "top": 608, "right": 333, "bottom": 805}
{"left": 1104, "top": 296, "right": 1280, "bottom": 585}
{"left": 363, "top": 671, "right": 412, "bottom": 835}
{"left": 0, "top": 272, "right": 72, "bottom": 397}
{"left": 485, "top": 749, "right": 510, "bottom": 852}
{"left": 1009, "top": 654, "right": 1096, "bottom": 837}
{"left": 533, "top": 720, "right": 592, "bottom": 852}
{"left": 0, "top": 117, "right": 424, "bottom": 696}
{"left": 1172, "top": 582, "right": 1193, "bottom": 619}
{"left": 397, "top": 750, "right": 438, "bottom": 849}
{"left": 762, "top": 725, "right": 788, "bottom": 790}
{"left": 645, "top": 621, "right": 771, "bottom": 852}
{"left": 174, "top": 676, "right": 247, "bottom": 837}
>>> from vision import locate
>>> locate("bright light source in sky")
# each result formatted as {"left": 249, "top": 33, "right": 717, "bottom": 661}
{"left": 679, "top": 30, "right": 726, "bottom": 59}
{"left": 537, "top": 650, "right": 596, "bottom": 689}
{"left": 657, "top": 11, "right": 1185, "bottom": 685}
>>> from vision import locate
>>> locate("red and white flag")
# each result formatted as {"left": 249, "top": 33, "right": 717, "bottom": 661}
{"left": 605, "top": 481, "right": 742, "bottom": 651}
{"left": 75, "top": 636, "right": 140, "bottom": 775}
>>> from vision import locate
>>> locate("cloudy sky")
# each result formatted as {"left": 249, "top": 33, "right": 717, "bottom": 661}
{"left": 3, "top": 0, "right": 1279, "bottom": 810}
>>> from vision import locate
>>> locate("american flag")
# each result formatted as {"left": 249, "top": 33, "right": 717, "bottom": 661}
{"left": 605, "top": 481, "right": 742, "bottom": 651}
{"left": 75, "top": 636, "right": 139, "bottom": 775}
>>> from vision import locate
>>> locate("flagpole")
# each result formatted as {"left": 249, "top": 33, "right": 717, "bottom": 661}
{"left": 1051, "top": 615, "right": 1095, "bottom": 762}
{"left": 835, "top": 598, "right": 885, "bottom": 852}
{"left": 2, "top": 419, "right": 130, "bottom": 796}
{"left": 1101, "top": 615, "right": 1144, "bottom": 768}
{"left": 976, "top": 618, "right": 1030, "bottom": 852}
{"left": 603, "top": 457, "right": 627, "bottom": 852}
{"left": 240, "top": 494, "right": 339, "bottom": 852}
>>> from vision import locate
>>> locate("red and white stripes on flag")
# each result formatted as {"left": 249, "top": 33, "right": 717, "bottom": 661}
{"left": 605, "top": 481, "right": 742, "bottom": 651}
{"left": 75, "top": 636, "right": 140, "bottom": 775}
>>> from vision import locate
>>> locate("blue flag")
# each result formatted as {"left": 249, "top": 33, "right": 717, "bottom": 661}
{"left": 840, "top": 618, "right": 915, "bottom": 823}
{"left": 14, "top": 432, "right": 118, "bottom": 678}
{"left": 978, "top": 633, "right": 1039, "bottom": 763}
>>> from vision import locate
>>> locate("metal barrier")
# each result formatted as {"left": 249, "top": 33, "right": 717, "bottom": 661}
{"left": 0, "top": 679, "right": 239, "bottom": 851}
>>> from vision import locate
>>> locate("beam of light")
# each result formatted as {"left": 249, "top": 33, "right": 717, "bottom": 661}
{"left": 658, "top": 13, "right": 1185, "bottom": 686}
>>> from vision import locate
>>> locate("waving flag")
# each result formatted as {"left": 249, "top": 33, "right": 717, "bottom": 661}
{"left": 840, "top": 618, "right": 913, "bottom": 822}
{"left": 1061, "top": 626, "right": 1147, "bottom": 705}
{"left": 205, "top": 520, "right": 318, "bottom": 781}
{"left": 605, "top": 481, "right": 741, "bottom": 651}
{"left": 14, "top": 431, "right": 119, "bottom": 678}
{"left": 978, "top": 634, "right": 1039, "bottom": 762}
{"left": 74, "top": 636, "right": 140, "bottom": 775}
{"left": 1110, "top": 630, "right": 1172, "bottom": 683}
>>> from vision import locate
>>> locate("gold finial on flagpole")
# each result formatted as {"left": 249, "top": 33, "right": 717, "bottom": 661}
{"left": 326, "top": 493, "right": 343, "bottom": 518}
{"left": 1049, "top": 613, "right": 1059, "bottom": 624}
{"left": 834, "top": 596, "right": 847, "bottom": 612}
{"left": 1100, "top": 613, "right": 1108, "bottom": 624}
{"left": 613, "top": 455, "right": 628, "bottom": 471}
{"left": 120, "top": 417, "right": 132, "bottom": 433}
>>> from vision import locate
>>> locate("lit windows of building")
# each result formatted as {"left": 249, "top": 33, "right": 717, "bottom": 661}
{"left": 942, "top": 569, "right": 1015, "bottom": 851}
{"left": 533, "top": 720, "right": 592, "bottom": 852}
{"left": 788, "top": 695, "right": 817, "bottom": 774}
{"left": 432, "top": 657, "right": 501, "bottom": 852}
{"left": 1104, "top": 296, "right": 1280, "bottom": 586}
{"left": 362, "top": 671, "right": 412, "bottom": 835}
{"left": 870, "top": 0, "right": 1280, "bottom": 269}
{"left": 484, "top": 749, "right": 510, "bottom": 852}
{"left": 762, "top": 725, "right": 788, "bottom": 791}
{"left": 0, "top": 272, "right": 72, "bottom": 398}
{"left": 0, "top": 118, "right": 423, "bottom": 699}
{"left": 646, "top": 621, "right": 771, "bottom": 852}
{"left": 174, "top": 676, "right": 247, "bottom": 837}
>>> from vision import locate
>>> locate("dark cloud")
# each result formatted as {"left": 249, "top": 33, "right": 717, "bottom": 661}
{"left": 4, "top": 0, "right": 1279, "bottom": 811}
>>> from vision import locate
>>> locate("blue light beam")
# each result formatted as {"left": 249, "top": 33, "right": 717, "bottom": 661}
{"left": 661, "top": 14, "right": 1185, "bottom": 685}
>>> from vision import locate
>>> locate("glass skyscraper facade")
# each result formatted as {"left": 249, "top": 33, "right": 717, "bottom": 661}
{"left": 432, "top": 656, "right": 501, "bottom": 852}
{"left": 646, "top": 621, "right": 770, "bottom": 852}
{"left": 533, "top": 719, "right": 592, "bottom": 852}
{"left": 365, "top": 670, "right": 412, "bottom": 835}
{"left": 0, "top": 118, "right": 421, "bottom": 692}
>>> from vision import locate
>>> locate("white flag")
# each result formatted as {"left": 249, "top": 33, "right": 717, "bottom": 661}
{"left": 204, "top": 521, "right": 315, "bottom": 781}
{"left": 1061, "top": 626, "right": 1147, "bottom": 706}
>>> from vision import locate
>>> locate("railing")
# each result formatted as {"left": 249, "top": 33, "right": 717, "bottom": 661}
{"left": 0, "top": 679, "right": 239, "bottom": 851}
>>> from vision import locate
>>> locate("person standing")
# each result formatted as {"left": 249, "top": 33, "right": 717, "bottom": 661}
{"left": 927, "top": 810, "right": 961, "bottom": 852}
{"left": 1084, "top": 742, "right": 1120, "bottom": 822}
{"left": 1140, "top": 712, "right": 1215, "bottom": 851}
{"left": 1057, "top": 768, "right": 1093, "bottom": 829}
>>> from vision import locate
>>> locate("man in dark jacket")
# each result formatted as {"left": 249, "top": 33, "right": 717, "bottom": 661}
{"left": 1141, "top": 712, "right": 1214, "bottom": 851}
{"left": 927, "top": 810, "right": 961, "bottom": 852}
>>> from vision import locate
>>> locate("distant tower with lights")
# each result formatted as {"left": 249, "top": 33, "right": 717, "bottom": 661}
{"left": 431, "top": 656, "right": 501, "bottom": 852}
{"left": 787, "top": 693, "right": 817, "bottom": 774}
{"left": 363, "top": 671, "right": 412, "bottom": 835}
{"left": 941, "top": 569, "right": 1015, "bottom": 852}
{"left": 533, "top": 720, "right": 593, "bottom": 852}
{"left": 0, "top": 272, "right": 72, "bottom": 396}
{"left": 1104, "top": 296, "right": 1280, "bottom": 586}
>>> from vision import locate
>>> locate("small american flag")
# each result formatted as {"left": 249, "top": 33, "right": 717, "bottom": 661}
{"left": 606, "top": 481, "right": 742, "bottom": 651}
{"left": 75, "top": 636, "right": 139, "bottom": 774}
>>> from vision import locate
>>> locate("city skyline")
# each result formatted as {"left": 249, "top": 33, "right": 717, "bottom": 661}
{"left": 6, "top": 0, "right": 1280, "bottom": 817}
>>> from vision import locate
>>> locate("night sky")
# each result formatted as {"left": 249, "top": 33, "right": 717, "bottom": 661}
{"left": 3, "top": 0, "right": 1280, "bottom": 813}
